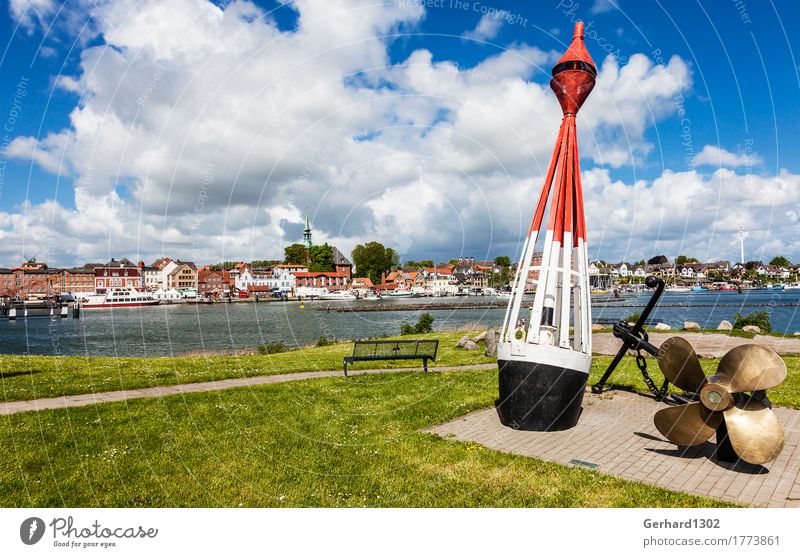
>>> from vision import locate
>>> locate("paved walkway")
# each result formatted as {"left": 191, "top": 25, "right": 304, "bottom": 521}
{"left": 429, "top": 390, "right": 800, "bottom": 507}
{"left": 593, "top": 332, "right": 800, "bottom": 357}
{"left": 0, "top": 364, "right": 496, "bottom": 416}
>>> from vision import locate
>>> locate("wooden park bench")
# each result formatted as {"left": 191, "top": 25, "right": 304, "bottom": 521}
{"left": 343, "top": 339, "right": 439, "bottom": 376}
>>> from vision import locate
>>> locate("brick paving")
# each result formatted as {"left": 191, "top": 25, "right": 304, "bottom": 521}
{"left": 429, "top": 390, "right": 800, "bottom": 507}
{"left": 0, "top": 363, "right": 496, "bottom": 416}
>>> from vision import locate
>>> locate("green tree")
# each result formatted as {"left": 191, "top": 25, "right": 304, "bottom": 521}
{"left": 770, "top": 256, "right": 791, "bottom": 267}
{"left": 284, "top": 244, "right": 308, "bottom": 266}
{"left": 351, "top": 242, "right": 395, "bottom": 284}
{"left": 404, "top": 259, "right": 434, "bottom": 269}
{"left": 675, "top": 255, "right": 698, "bottom": 265}
{"left": 494, "top": 255, "right": 512, "bottom": 268}
{"left": 308, "top": 243, "right": 334, "bottom": 272}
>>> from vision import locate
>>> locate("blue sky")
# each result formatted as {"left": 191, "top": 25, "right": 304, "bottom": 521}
{"left": 0, "top": 0, "right": 799, "bottom": 267}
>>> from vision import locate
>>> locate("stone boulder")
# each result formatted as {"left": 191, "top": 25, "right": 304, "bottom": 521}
{"left": 463, "top": 340, "right": 479, "bottom": 350}
{"left": 591, "top": 324, "right": 605, "bottom": 332}
{"left": 456, "top": 335, "right": 470, "bottom": 348}
{"left": 742, "top": 325, "right": 761, "bottom": 334}
{"left": 484, "top": 329, "right": 497, "bottom": 357}
{"left": 794, "top": 332, "right": 800, "bottom": 336}
{"left": 683, "top": 321, "right": 701, "bottom": 331}
{"left": 472, "top": 331, "right": 487, "bottom": 343}
{"left": 654, "top": 323, "right": 671, "bottom": 331}
{"left": 717, "top": 320, "right": 733, "bottom": 331}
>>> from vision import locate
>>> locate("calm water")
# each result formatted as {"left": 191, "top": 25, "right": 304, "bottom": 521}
{"left": 2, "top": 290, "right": 798, "bottom": 356}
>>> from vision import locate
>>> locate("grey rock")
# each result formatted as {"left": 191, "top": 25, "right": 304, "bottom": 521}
{"left": 464, "top": 340, "right": 479, "bottom": 350}
{"left": 472, "top": 331, "right": 487, "bottom": 343}
{"left": 717, "top": 320, "right": 733, "bottom": 331}
{"left": 456, "top": 335, "right": 470, "bottom": 348}
{"left": 654, "top": 323, "right": 671, "bottom": 331}
{"left": 484, "top": 329, "right": 497, "bottom": 357}
{"left": 742, "top": 325, "right": 761, "bottom": 334}
{"left": 683, "top": 321, "right": 701, "bottom": 331}
{"left": 591, "top": 324, "right": 605, "bottom": 332}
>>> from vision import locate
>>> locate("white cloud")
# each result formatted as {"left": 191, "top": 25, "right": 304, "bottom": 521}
{"left": 591, "top": 0, "right": 617, "bottom": 14}
{"left": 581, "top": 167, "right": 800, "bottom": 263}
{"left": 462, "top": 11, "right": 507, "bottom": 41}
{"left": 4, "top": 0, "right": 792, "bottom": 267}
{"left": 694, "top": 145, "right": 762, "bottom": 168}
{"left": 8, "top": 0, "right": 58, "bottom": 33}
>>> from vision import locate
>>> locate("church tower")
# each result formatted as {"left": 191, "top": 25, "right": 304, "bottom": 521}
{"left": 303, "top": 208, "right": 313, "bottom": 249}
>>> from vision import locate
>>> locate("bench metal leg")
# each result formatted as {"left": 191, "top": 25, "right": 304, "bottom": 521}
{"left": 343, "top": 361, "right": 348, "bottom": 377}
{"left": 423, "top": 358, "right": 428, "bottom": 372}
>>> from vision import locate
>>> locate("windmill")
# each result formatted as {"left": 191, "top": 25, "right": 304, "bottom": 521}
{"left": 497, "top": 22, "right": 596, "bottom": 431}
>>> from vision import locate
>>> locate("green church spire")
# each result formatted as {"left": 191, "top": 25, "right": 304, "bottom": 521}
{"left": 303, "top": 207, "right": 313, "bottom": 249}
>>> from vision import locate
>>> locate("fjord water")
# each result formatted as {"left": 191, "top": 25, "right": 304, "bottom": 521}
{"left": 1, "top": 290, "right": 798, "bottom": 356}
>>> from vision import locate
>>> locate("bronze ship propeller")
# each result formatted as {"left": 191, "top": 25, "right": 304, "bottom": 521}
{"left": 653, "top": 337, "right": 787, "bottom": 465}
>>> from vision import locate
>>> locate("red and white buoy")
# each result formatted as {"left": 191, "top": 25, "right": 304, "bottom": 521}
{"left": 497, "top": 22, "right": 596, "bottom": 431}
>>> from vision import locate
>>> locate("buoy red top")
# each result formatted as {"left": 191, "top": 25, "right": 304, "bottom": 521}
{"left": 553, "top": 22, "right": 596, "bottom": 75}
{"left": 550, "top": 21, "right": 596, "bottom": 115}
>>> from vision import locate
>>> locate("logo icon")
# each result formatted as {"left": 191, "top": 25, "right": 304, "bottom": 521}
{"left": 20, "top": 517, "right": 45, "bottom": 545}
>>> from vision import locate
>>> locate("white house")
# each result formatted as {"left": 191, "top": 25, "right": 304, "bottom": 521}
{"left": 235, "top": 264, "right": 303, "bottom": 293}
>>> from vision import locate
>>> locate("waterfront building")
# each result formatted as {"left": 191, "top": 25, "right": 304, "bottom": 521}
{"left": 60, "top": 266, "right": 96, "bottom": 293}
{"left": 350, "top": 276, "right": 374, "bottom": 297}
{"left": 332, "top": 247, "right": 352, "bottom": 278}
{"left": 167, "top": 262, "right": 198, "bottom": 291}
{"left": 422, "top": 266, "right": 455, "bottom": 295}
{"left": 95, "top": 259, "right": 142, "bottom": 290}
{"left": 198, "top": 268, "right": 231, "bottom": 297}
{"left": 235, "top": 264, "right": 299, "bottom": 294}
{"left": 292, "top": 271, "right": 349, "bottom": 291}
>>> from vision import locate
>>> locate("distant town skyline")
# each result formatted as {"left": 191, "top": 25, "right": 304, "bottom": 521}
{"left": 0, "top": 1, "right": 798, "bottom": 267}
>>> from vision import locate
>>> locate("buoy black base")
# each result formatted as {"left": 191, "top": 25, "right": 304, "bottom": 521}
{"left": 496, "top": 359, "right": 588, "bottom": 431}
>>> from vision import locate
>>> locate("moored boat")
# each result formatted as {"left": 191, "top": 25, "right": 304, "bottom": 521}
{"left": 386, "top": 289, "right": 414, "bottom": 298}
{"left": 81, "top": 288, "right": 160, "bottom": 308}
{"left": 319, "top": 290, "right": 357, "bottom": 301}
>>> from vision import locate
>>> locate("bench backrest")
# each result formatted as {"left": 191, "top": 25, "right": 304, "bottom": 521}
{"left": 351, "top": 339, "right": 438, "bottom": 359}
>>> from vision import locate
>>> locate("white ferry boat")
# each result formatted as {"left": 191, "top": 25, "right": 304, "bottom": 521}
{"left": 319, "top": 290, "right": 357, "bottom": 301}
{"left": 80, "top": 288, "right": 160, "bottom": 308}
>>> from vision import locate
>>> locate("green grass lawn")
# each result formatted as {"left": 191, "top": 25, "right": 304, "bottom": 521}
{"left": 2, "top": 329, "right": 799, "bottom": 408}
{"left": 2, "top": 331, "right": 797, "bottom": 507}
{"left": 0, "top": 330, "right": 495, "bottom": 403}
{"left": 0, "top": 368, "right": 727, "bottom": 507}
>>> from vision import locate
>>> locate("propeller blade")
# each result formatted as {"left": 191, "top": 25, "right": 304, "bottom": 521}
{"left": 657, "top": 337, "right": 707, "bottom": 393}
{"left": 654, "top": 403, "right": 721, "bottom": 446}
{"left": 716, "top": 345, "right": 787, "bottom": 393}
{"left": 724, "top": 399, "right": 784, "bottom": 465}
